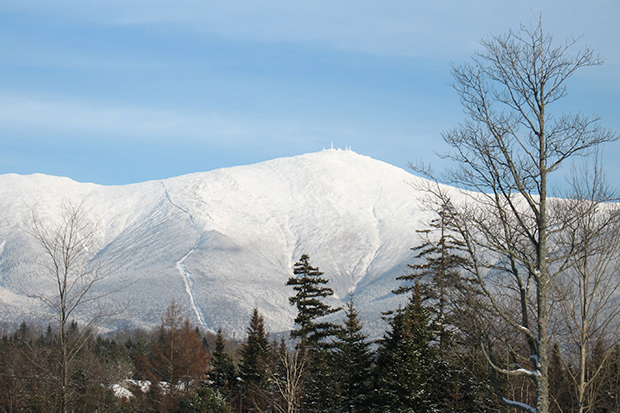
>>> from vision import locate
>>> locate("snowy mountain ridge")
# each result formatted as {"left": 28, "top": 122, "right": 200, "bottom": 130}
{"left": 0, "top": 149, "right": 445, "bottom": 337}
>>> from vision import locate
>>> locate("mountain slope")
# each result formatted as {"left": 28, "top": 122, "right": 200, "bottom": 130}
{"left": 0, "top": 149, "right": 440, "bottom": 337}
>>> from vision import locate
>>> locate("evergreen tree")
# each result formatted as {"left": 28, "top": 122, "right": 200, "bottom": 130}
{"left": 394, "top": 202, "right": 473, "bottom": 348}
{"left": 332, "top": 298, "right": 373, "bottom": 413}
{"left": 209, "top": 328, "right": 237, "bottom": 401}
{"left": 178, "top": 385, "right": 229, "bottom": 413}
{"left": 239, "top": 308, "right": 271, "bottom": 412}
{"left": 286, "top": 255, "right": 342, "bottom": 413}
{"left": 372, "top": 285, "right": 437, "bottom": 413}
{"left": 17, "top": 320, "right": 30, "bottom": 339}
{"left": 286, "top": 254, "right": 341, "bottom": 350}
{"left": 391, "top": 204, "right": 498, "bottom": 412}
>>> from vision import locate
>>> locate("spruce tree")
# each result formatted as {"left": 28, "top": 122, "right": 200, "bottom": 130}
{"left": 394, "top": 202, "right": 473, "bottom": 347}
{"left": 209, "top": 328, "right": 237, "bottom": 402}
{"left": 393, "top": 207, "right": 496, "bottom": 412}
{"left": 239, "top": 308, "right": 271, "bottom": 412}
{"left": 373, "top": 285, "right": 437, "bottom": 413}
{"left": 286, "top": 254, "right": 341, "bottom": 350}
{"left": 332, "top": 298, "right": 373, "bottom": 413}
{"left": 286, "top": 254, "right": 342, "bottom": 413}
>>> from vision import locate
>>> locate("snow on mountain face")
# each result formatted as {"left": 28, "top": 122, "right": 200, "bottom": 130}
{"left": 0, "top": 150, "right": 438, "bottom": 337}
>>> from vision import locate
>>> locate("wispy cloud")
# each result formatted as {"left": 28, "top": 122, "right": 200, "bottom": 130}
{"left": 0, "top": 94, "right": 260, "bottom": 142}
{"left": 0, "top": 93, "right": 380, "bottom": 147}
{"left": 3, "top": 1, "right": 619, "bottom": 62}
{"left": 0, "top": 92, "right": 448, "bottom": 158}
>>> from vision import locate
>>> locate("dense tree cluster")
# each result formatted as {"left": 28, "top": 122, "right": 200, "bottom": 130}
{"left": 3, "top": 252, "right": 620, "bottom": 413}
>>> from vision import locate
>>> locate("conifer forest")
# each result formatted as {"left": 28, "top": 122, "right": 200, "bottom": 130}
{"left": 2, "top": 20, "right": 620, "bottom": 413}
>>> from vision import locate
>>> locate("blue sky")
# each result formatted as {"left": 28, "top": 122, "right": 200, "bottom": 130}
{"left": 1, "top": 1, "right": 619, "bottom": 185}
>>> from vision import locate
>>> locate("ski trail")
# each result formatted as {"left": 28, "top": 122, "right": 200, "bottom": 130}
{"left": 160, "top": 181, "right": 212, "bottom": 332}
{"left": 176, "top": 248, "right": 210, "bottom": 331}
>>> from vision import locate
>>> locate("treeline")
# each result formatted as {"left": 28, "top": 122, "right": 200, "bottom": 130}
{"left": 2, "top": 254, "right": 619, "bottom": 413}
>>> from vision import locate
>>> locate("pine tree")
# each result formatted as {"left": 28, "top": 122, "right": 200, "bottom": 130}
{"left": 372, "top": 285, "right": 437, "bottom": 413}
{"left": 332, "top": 298, "right": 373, "bottom": 413}
{"left": 286, "top": 254, "right": 341, "bottom": 350}
{"left": 239, "top": 308, "right": 271, "bottom": 412}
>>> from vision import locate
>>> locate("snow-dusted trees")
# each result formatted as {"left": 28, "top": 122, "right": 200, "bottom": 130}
{"left": 394, "top": 202, "right": 477, "bottom": 348}
{"left": 209, "top": 328, "right": 237, "bottom": 400}
{"left": 394, "top": 204, "right": 501, "bottom": 412}
{"left": 417, "top": 19, "right": 617, "bottom": 413}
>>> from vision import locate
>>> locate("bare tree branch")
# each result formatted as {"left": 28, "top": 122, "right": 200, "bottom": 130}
{"left": 27, "top": 199, "right": 122, "bottom": 413}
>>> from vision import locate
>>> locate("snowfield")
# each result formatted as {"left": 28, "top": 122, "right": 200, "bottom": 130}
{"left": 0, "top": 149, "right": 445, "bottom": 337}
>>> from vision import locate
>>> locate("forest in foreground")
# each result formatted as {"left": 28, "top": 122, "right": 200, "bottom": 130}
{"left": 1, "top": 252, "right": 620, "bottom": 413}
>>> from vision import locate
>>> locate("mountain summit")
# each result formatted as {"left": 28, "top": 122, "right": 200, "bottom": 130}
{"left": 0, "top": 149, "right": 437, "bottom": 336}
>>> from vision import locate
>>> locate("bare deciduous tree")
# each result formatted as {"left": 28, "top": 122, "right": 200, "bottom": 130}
{"left": 272, "top": 347, "right": 306, "bottom": 413}
{"left": 417, "top": 20, "right": 617, "bottom": 413}
{"left": 552, "top": 163, "right": 620, "bottom": 413}
{"left": 29, "top": 200, "right": 115, "bottom": 413}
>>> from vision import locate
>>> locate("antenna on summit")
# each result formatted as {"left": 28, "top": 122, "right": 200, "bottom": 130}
{"left": 331, "top": 141, "right": 334, "bottom": 150}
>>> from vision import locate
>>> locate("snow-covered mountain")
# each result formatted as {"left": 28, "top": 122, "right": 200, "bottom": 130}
{"left": 0, "top": 149, "right": 444, "bottom": 337}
